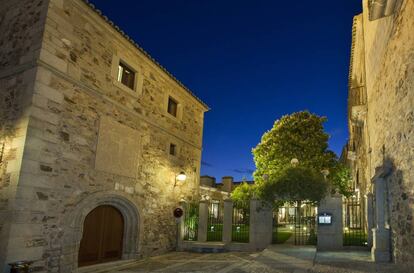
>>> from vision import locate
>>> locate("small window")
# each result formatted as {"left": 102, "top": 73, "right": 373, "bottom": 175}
{"left": 0, "top": 142, "right": 4, "bottom": 163}
{"left": 167, "top": 97, "right": 178, "bottom": 117}
{"left": 169, "top": 143, "right": 176, "bottom": 156}
{"left": 117, "top": 62, "right": 135, "bottom": 90}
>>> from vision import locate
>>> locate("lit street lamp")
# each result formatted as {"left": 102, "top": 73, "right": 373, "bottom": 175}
{"left": 174, "top": 171, "right": 187, "bottom": 187}
{"left": 290, "top": 158, "right": 299, "bottom": 166}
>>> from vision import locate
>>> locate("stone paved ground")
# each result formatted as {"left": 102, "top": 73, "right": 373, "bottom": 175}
{"left": 90, "top": 245, "right": 411, "bottom": 273}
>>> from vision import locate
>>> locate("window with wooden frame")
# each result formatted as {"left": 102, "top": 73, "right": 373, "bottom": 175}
{"left": 117, "top": 61, "right": 135, "bottom": 90}
{"left": 167, "top": 97, "right": 178, "bottom": 117}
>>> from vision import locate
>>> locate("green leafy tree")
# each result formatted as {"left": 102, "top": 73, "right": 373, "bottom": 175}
{"left": 329, "top": 163, "right": 353, "bottom": 197}
{"left": 257, "top": 166, "right": 328, "bottom": 204}
{"left": 231, "top": 182, "right": 256, "bottom": 204}
{"left": 253, "top": 111, "right": 338, "bottom": 203}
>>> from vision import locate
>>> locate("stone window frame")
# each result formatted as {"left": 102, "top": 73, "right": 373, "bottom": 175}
{"left": 164, "top": 93, "right": 183, "bottom": 121}
{"left": 111, "top": 52, "right": 144, "bottom": 97}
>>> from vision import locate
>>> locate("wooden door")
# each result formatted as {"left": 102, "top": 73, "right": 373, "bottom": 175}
{"left": 78, "top": 205, "right": 124, "bottom": 267}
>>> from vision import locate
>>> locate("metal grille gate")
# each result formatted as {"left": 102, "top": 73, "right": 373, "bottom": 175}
{"left": 343, "top": 196, "right": 367, "bottom": 246}
{"left": 207, "top": 200, "right": 223, "bottom": 241}
{"left": 272, "top": 202, "right": 317, "bottom": 245}
{"left": 183, "top": 202, "right": 199, "bottom": 241}
{"left": 232, "top": 201, "right": 250, "bottom": 243}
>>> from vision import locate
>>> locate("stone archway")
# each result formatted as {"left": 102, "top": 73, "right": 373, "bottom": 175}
{"left": 60, "top": 191, "right": 141, "bottom": 272}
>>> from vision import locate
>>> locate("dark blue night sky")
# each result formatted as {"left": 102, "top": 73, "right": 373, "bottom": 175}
{"left": 88, "top": 0, "right": 362, "bottom": 181}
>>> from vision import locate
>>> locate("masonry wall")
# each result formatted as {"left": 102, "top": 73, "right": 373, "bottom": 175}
{"left": 358, "top": 0, "right": 414, "bottom": 263}
{"left": 1, "top": 0, "right": 207, "bottom": 271}
{"left": 0, "top": 0, "right": 49, "bottom": 270}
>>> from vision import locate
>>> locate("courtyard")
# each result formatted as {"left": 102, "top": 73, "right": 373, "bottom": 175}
{"left": 79, "top": 245, "right": 409, "bottom": 273}
{"left": 1, "top": 0, "right": 414, "bottom": 272}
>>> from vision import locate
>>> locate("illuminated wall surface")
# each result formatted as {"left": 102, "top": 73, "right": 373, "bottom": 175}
{"left": 0, "top": 0, "right": 207, "bottom": 271}
{"left": 346, "top": 0, "right": 414, "bottom": 264}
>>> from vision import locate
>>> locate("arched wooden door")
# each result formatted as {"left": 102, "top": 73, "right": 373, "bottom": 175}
{"left": 78, "top": 205, "right": 124, "bottom": 267}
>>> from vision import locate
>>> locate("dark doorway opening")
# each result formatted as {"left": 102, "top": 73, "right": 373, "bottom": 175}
{"left": 78, "top": 205, "right": 124, "bottom": 267}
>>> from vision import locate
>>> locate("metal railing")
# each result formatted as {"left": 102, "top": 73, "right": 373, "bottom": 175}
{"left": 232, "top": 201, "right": 249, "bottom": 243}
{"left": 343, "top": 197, "right": 367, "bottom": 246}
{"left": 183, "top": 202, "right": 199, "bottom": 241}
{"left": 272, "top": 202, "right": 317, "bottom": 245}
{"left": 207, "top": 200, "right": 223, "bottom": 241}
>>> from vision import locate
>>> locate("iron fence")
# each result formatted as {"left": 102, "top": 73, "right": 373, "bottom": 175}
{"left": 343, "top": 196, "right": 367, "bottom": 246}
{"left": 232, "top": 201, "right": 249, "bottom": 243}
{"left": 272, "top": 206, "right": 295, "bottom": 244}
{"left": 207, "top": 200, "right": 223, "bottom": 241}
{"left": 183, "top": 202, "right": 199, "bottom": 241}
{"left": 272, "top": 202, "right": 317, "bottom": 245}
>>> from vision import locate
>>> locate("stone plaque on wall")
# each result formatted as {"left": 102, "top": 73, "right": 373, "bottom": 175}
{"left": 95, "top": 117, "right": 140, "bottom": 178}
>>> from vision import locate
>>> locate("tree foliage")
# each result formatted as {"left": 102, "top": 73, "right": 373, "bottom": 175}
{"left": 252, "top": 111, "right": 348, "bottom": 203}
{"left": 257, "top": 166, "right": 328, "bottom": 204}
{"left": 328, "top": 163, "right": 353, "bottom": 197}
{"left": 231, "top": 182, "right": 256, "bottom": 204}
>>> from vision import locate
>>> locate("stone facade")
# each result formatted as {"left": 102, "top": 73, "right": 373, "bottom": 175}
{"left": 0, "top": 0, "right": 208, "bottom": 272}
{"left": 199, "top": 176, "right": 254, "bottom": 201}
{"left": 346, "top": 0, "right": 414, "bottom": 264}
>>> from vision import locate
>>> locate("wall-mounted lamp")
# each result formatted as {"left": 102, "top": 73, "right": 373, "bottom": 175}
{"left": 174, "top": 171, "right": 187, "bottom": 187}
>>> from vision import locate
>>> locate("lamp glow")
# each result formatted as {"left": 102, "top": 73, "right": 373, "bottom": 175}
{"left": 176, "top": 172, "right": 187, "bottom": 182}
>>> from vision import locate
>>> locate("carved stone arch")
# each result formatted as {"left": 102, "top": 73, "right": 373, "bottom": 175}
{"left": 60, "top": 191, "right": 142, "bottom": 272}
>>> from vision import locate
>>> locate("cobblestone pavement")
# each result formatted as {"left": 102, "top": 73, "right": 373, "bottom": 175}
{"left": 91, "top": 245, "right": 410, "bottom": 273}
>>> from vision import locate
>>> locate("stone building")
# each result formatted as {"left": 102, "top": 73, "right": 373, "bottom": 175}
{"left": 199, "top": 175, "right": 254, "bottom": 201}
{"left": 0, "top": 0, "right": 208, "bottom": 272}
{"left": 346, "top": 0, "right": 414, "bottom": 264}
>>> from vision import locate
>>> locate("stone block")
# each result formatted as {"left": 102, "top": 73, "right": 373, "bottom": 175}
{"left": 34, "top": 81, "right": 64, "bottom": 104}
{"left": 35, "top": 67, "right": 52, "bottom": 85}
{"left": 30, "top": 106, "right": 60, "bottom": 125}
{"left": 39, "top": 49, "right": 68, "bottom": 73}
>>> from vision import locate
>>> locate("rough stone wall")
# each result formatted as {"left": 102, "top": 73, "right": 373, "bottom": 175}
{"left": 0, "top": 68, "right": 39, "bottom": 272}
{"left": 353, "top": 0, "right": 414, "bottom": 263}
{"left": 0, "top": 0, "right": 47, "bottom": 70}
{"left": 0, "top": 0, "right": 207, "bottom": 272}
{"left": 346, "top": 13, "right": 371, "bottom": 229}
{"left": 0, "top": 0, "right": 49, "bottom": 270}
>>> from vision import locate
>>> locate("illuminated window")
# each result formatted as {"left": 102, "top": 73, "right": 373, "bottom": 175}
{"left": 117, "top": 62, "right": 135, "bottom": 90}
{"left": 210, "top": 200, "right": 220, "bottom": 219}
{"left": 169, "top": 143, "right": 176, "bottom": 156}
{"left": 167, "top": 97, "right": 178, "bottom": 117}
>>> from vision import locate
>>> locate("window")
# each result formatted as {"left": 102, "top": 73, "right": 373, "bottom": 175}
{"left": 167, "top": 97, "right": 178, "bottom": 117}
{"left": 117, "top": 62, "right": 135, "bottom": 90}
{"left": 0, "top": 142, "right": 4, "bottom": 163}
{"left": 210, "top": 200, "right": 220, "bottom": 219}
{"left": 169, "top": 143, "right": 176, "bottom": 156}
